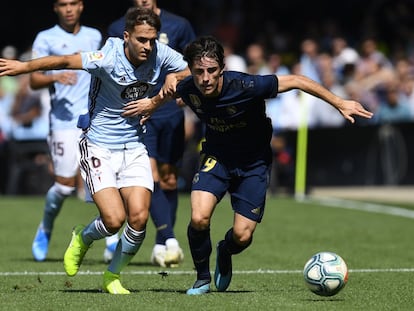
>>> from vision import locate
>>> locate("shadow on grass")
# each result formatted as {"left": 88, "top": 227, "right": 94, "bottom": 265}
{"left": 19, "top": 257, "right": 63, "bottom": 263}
{"left": 302, "top": 297, "right": 346, "bottom": 302}
{"left": 60, "top": 288, "right": 256, "bottom": 294}
{"left": 61, "top": 289, "right": 103, "bottom": 293}
{"left": 144, "top": 288, "right": 253, "bottom": 294}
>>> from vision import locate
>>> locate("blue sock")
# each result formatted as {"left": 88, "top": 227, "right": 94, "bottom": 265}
{"left": 42, "top": 185, "right": 66, "bottom": 233}
{"left": 150, "top": 182, "right": 175, "bottom": 244}
{"left": 187, "top": 224, "right": 212, "bottom": 281}
{"left": 108, "top": 223, "right": 145, "bottom": 274}
{"left": 82, "top": 217, "right": 111, "bottom": 246}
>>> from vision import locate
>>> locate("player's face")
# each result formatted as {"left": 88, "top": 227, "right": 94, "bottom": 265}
{"left": 191, "top": 57, "right": 223, "bottom": 97}
{"left": 134, "top": 0, "right": 155, "bottom": 11}
{"left": 54, "top": 0, "right": 83, "bottom": 29}
{"left": 124, "top": 24, "right": 158, "bottom": 67}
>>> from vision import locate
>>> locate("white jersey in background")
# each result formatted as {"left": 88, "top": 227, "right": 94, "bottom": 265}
{"left": 32, "top": 24, "right": 102, "bottom": 130}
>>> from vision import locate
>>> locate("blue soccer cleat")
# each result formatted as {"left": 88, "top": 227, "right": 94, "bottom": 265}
{"left": 186, "top": 279, "right": 211, "bottom": 295}
{"left": 214, "top": 240, "right": 232, "bottom": 292}
{"left": 32, "top": 225, "right": 50, "bottom": 262}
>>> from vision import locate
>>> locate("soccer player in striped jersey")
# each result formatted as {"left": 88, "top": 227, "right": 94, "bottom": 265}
{"left": 0, "top": 7, "right": 190, "bottom": 294}
{"left": 105, "top": 0, "right": 196, "bottom": 267}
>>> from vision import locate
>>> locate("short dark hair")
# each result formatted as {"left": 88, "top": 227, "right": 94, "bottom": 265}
{"left": 183, "top": 36, "right": 225, "bottom": 69}
{"left": 125, "top": 7, "right": 161, "bottom": 33}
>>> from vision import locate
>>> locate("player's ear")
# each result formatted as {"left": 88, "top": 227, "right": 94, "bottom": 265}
{"left": 123, "top": 31, "right": 129, "bottom": 43}
{"left": 79, "top": 1, "right": 84, "bottom": 13}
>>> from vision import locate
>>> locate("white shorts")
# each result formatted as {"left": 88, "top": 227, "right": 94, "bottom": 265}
{"left": 78, "top": 137, "right": 154, "bottom": 195}
{"left": 48, "top": 128, "right": 82, "bottom": 178}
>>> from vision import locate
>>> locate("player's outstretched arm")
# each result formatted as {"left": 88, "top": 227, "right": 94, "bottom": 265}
{"left": 0, "top": 54, "right": 83, "bottom": 77}
{"left": 277, "top": 74, "right": 373, "bottom": 123}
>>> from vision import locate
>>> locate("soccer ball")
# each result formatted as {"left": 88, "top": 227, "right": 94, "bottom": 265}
{"left": 303, "top": 251, "right": 348, "bottom": 296}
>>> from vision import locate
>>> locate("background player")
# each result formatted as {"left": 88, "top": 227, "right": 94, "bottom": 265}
{"left": 30, "top": 0, "right": 101, "bottom": 262}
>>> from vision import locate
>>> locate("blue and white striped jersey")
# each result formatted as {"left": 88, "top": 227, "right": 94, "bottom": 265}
{"left": 80, "top": 37, "right": 188, "bottom": 149}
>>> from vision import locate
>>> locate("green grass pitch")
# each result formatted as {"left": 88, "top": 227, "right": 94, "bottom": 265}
{"left": 0, "top": 194, "right": 413, "bottom": 310}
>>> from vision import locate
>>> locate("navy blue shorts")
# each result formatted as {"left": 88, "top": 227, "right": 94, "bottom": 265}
{"left": 191, "top": 155, "right": 271, "bottom": 223}
{"left": 143, "top": 109, "right": 185, "bottom": 164}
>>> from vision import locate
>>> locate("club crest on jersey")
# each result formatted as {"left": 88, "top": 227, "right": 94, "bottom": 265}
{"left": 226, "top": 106, "right": 237, "bottom": 115}
{"left": 86, "top": 51, "right": 104, "bottom": 62}
{"left": 121, "top": 81, "right": 150, "bottom": 100}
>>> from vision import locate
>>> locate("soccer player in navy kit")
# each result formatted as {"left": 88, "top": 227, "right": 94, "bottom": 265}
{"left": 123, "top": 36, "right": 374, "bottom": 295}
{"left": 105, "top": 0, "right": 196, "bottom": 268}
{"left": 0, "top": 8, "right": 190, "bottom": 294}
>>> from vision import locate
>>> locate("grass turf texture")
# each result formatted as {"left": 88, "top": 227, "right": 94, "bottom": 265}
{"left": 0, "top": 194, "right": 413, "bottom": 310}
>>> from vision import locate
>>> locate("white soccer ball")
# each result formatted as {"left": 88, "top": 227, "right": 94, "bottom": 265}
{"left": 303, "top": 251, "right": 348, "bottom": 296}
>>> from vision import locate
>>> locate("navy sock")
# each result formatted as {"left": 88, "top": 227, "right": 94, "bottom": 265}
{"left": 164, "top": 188, "right": 178, "bottom": 226}
{"left": 187, "top": 224, "right": 212, "bottom": 281}
{"left": 223, "top": 228, "right": 252, "bottom": 255}
{"left": 150, "top": 182, "right": 174, "bottom": 244}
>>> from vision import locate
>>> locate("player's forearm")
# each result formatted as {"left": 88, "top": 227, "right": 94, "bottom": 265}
{"left": 280, "top": 74, "right": 343, "bottom": 108}
{"left": 0, "top": 54, "right": 82, "bottom": 77}
{"left": 30, "top": 72, "right": 55, "bottom": 89}
{"left": 174, "top": 67, "right": 191, "bottom": 82}
{"left": 28, "top": 55, "right": 82, "bottom": 72}
{"left": 150, "top": 92, "right": 173, "bottom": 109}
{"left": 299, "top": 75, "right": 342, "bottom": 106}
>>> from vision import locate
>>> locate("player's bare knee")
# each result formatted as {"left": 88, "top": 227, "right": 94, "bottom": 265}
{"left": 190, "top": 216, "right": 210, "bottom": 231}
{"left": 159, "top": 175, "right": 177, "bottom": 191}
{"left": 101, "top": 214, "right": 126, "bottom": 232}
{"left": 232, "top": 229, "right": 253, "bottom": 246}
{"left": 128, "top": 210, "right": 149, "bottom": 230}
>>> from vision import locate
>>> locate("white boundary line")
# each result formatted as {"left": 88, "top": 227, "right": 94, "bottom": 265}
{"left": 306, "top": 196, "right": 414, "bottom": 219}
{"left": 1, "top": 268, "right": 414, "bottom": 276}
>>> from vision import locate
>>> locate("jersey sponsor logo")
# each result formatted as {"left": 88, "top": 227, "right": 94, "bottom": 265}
{"left": 121, "top": 81, "right": 150, "bottom": 100}
{"left": 86, "top": 51, "right": 104, "bottom": 61}
{"left": 208, "top": 117, "right": 247, "bottom": 132}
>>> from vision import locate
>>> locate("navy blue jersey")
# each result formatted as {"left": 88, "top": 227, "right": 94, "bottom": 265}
{"left": 107, "top": 9, "right": 195, "bottom": 118}
{"left": 107, "top": 9, "right": 195, "bottom": 53}
{"left": 176, "top": 71, "right": 278, "bottom": 165}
